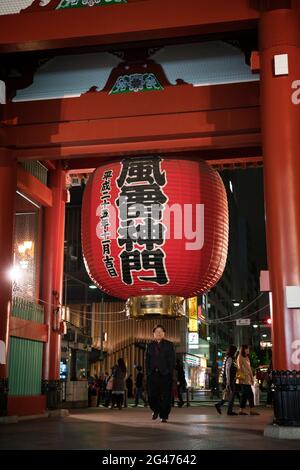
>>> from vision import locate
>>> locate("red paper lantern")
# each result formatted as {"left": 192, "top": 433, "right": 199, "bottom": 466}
{"left": 82, "top": 157, "right": 228, "bottom": 300}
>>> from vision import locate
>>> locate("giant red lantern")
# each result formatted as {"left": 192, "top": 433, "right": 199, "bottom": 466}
{"left": 82, "top": 157, "right": 228, "bottom": 304}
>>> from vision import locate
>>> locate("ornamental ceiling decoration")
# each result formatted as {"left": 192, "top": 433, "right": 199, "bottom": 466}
{"left": 12, "top": 42, "right": 258, "bottom": 102}
{"left": 105, "top": 49, "right": 167, "bottom": 95}
{"left": 109, "top": 73, "right": 163, "bottom": 95}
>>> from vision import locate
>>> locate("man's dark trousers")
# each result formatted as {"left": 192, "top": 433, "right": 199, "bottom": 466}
{"left": 148, "top": 371, "right": 173, "bottom": 420}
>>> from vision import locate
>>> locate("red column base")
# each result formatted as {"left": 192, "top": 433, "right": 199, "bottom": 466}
{"left": 7, "top": 395, "right": 46, "bottom": 417}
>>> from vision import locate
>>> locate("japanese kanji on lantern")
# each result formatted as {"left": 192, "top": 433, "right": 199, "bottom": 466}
{"left": 82, "top": 156, "right": 228, "bottom": 316}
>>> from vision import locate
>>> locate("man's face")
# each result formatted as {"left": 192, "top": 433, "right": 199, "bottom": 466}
{"left": 153, "top": 327, "right": 165, "bottom": 341}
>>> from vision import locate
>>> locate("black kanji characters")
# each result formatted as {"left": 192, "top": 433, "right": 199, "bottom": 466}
{"left": 116, "top": 157, "right": 169, "bottom": 285}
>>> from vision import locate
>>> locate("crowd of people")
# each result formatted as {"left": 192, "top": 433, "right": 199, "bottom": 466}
{"left": 87, "top": 326, "right": 186, "bottom": 417}
{"left": 214, "top": 343, "right": 272, "bottom": 416}
{"left": 88, "top": 328, "right": 271, "bottom": 423}
{"left": 87, "top": 358, "right": 186, "bottom": 411}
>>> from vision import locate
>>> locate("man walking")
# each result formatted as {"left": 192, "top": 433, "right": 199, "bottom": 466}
{"left": 145, "top": 325, "right": 176, "bottom": 423}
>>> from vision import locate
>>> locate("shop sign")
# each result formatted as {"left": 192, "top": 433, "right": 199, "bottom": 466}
{"left": 185, "top": 354, "right": 200, "bottom": 366}
{"left": 260, "top": 341, "right": 272, "bottom": 349}
{"left": 188, "top": 332, "right": 199, "bottom": 346}
{"left": 236, "top": 318, "right": 251, "bottom": 326}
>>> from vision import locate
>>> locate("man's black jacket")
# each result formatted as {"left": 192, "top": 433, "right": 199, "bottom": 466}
{"left": 145, "top": 339, "right": 176, "bottom": 376}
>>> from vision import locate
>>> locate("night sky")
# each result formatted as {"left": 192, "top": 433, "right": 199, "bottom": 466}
{"left": 224, "top": 167, "right": 267, "bottom": 272}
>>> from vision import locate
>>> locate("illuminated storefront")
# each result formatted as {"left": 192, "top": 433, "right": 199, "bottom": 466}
{"left": 185, "top": 354, "right": 208, "bottom": 389}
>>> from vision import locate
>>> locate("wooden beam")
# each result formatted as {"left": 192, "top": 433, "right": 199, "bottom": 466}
{"left": 0, "top": 0, "right": 258, "bottom": 53}
{"left": 0, "top": 147, "right": 13, "bottom": 161}
{"left": 6, "top": 107, "right": 260, "bottom": 147}
{"left": 9, "top": 316, "right": 48, "bottom": 343}
{"left": 4, "top": 82, "right": 259, "bottom": 125}
{"left": 12, "top": 133, "right": 261, "bottom": 162}
{"left": 66, "top": 152, "right": 263, "bottom": 173}
{"left": 207, "top": 155, "right": 263, "bottom": 169}
{"left": 3, "top": 83, "right": 261, "bottom": 165}
{"left": 43, "top": 160, "right": 56, "bottom": 171}
{"left": 17, "top": 165, "right": 52, "bottom": 207}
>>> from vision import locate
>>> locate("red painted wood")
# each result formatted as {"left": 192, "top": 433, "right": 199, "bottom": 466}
{"left": 0, "top": 0, "right": 258, "bottom": 53}
{"left": 41, "top": 164, "right": 66, "bottom": 381}
{"left": 0, "top": 150, "right": 16, "bottom": 380}
{"left": 9, "top": 317, "right": 48, "bottom": 343}
{"left": 2, "top": 83, "right": 260, "bottom": 164}
{"left": 5, "top": 107, "right": 260, "bottom": 148}
{"left": 17, "top": 165, "right": 53, "bottom": 207}
{"left": 8, "top": 395, "right": 46, "bottom": 416}
{"left": 260, "top": 7, "right": 300, "bottom": 370}
{"left": 3, "top": 82, "right": 259, "bottom": 125}
{"left": 12, "top": 133, "right": 261, "bottom": 163}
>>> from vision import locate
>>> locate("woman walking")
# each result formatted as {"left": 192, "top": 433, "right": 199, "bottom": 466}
{"left": 236, "top": 345, "right": 259, "bottom": 415}
{"left": 111, "top": 358, "right": 126, "bottom": 410}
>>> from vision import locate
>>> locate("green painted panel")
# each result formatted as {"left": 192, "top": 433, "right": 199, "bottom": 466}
{"left": 20, "top": 161, "right": 48, "bottom": 185}
{"left": 8, "top": 337, "right": 43, "bottom": 396}
{"left": 12, "top": 297, "right": 44, "bottom": 323}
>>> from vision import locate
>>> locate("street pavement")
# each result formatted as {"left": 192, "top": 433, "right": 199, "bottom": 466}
{"left": 1, "top": 405, "right": 300, "bottom": 450}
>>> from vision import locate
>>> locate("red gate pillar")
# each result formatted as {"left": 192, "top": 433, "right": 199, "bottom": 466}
{"left": 41, "top": 162, "right": 66, "bottom": 409}
{"left": 0, "top": 151, "right": 16, "bottom": 416}
{"left": 260, "top": 6, "right": 300, "bottom": 426}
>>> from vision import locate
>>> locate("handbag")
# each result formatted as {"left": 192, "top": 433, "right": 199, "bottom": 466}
{"left": 262, "top": 375, "right": 271, "bottom": 389}
{"left": 222, "top": 387, "right": 231, "bottom": 401}
{"left": 106, "top": 377, "right": 113, "bottom": 391}
{"left": 236, "top": 370, "right": 246, "bottom": 382}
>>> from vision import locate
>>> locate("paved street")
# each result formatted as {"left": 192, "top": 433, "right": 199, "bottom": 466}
{"left": 1, "top": 406, "right": 300, "bottom": 450}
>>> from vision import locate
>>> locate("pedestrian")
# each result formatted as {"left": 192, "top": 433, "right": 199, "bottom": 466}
{"left": 111, "top": 358, "right": 126, "bottom": 410}
{"left": 209, "top": 362, "right": 220, "bottom": 399}
{"left": 215, "top": 345, "right": 238, "bottom": 416}
{"left": 96, "top": 373, "right": 104, "bottom": 407}
{"left": 175, "top": 358, "right": 187, "bottom": 407}
{"left": 126, "top": 374, "right": 133, "bottom": 398}
{"left": 133, "top": 365, "right": 147, "bottom": 407}
{"left": 236, "top": 344, "right": 260, "bottom": 415}
{"left": 101, "top": 371, "right": 110, "bottom": 407}
{"left": 264, "top": 360, "right": 273, "bottom": 407}
{"left": 103, "top": 369, "right": 114, "bottom": 408}
{"left": 145, "top": 324, "right": 176, "bottom": 423}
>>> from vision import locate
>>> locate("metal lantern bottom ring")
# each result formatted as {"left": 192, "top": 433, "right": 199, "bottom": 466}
{"left": 125, "top": 295, "right": 185, "bottom": 318}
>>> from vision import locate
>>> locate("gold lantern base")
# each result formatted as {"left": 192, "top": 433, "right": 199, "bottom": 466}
{"left": 125, "top": 295, "right": 185, "bottom": 318}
